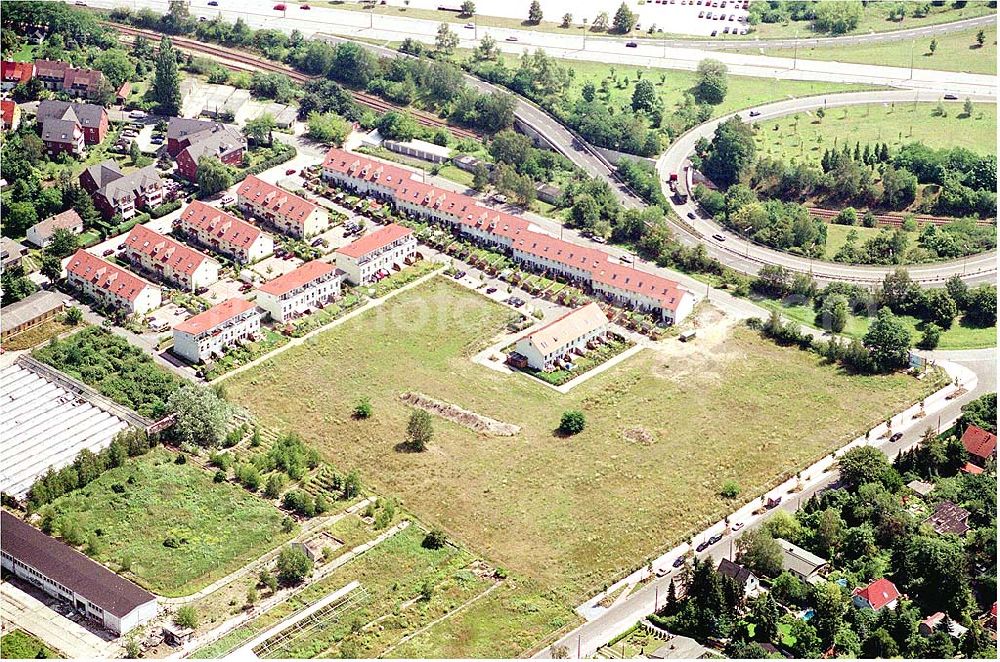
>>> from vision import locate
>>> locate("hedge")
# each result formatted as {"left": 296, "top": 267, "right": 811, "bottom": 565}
{"left": 233, "top": 145, "right": 298, "bottom": 184}
{"left": 149, "top": 200, "right": 183, "bottom": 219}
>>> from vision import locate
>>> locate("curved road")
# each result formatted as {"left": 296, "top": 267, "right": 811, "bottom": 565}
{"left": 657, "top": 90, "right": 998, "bottom": 286}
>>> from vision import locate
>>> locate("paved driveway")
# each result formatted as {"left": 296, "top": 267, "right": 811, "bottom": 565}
{"left": 0, "top": 582, "right": 117, "bottom": 659}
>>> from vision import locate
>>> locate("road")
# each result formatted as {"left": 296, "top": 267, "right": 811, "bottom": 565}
{"left": 657, "top": 89, "right": 998, "bottom": 287}
{"left": 536, "top": 342, "right": 994, "bottom": 659}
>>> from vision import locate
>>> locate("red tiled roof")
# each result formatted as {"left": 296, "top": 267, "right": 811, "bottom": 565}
{"left": 124, "top": 224, "right": 213, "bottom": 279}
{"left": 1, "top": 61, "right": 33, "bottom": 84}
{"left": 961, "top": 462, "right": 984, "bottom": 475}
{"left": 179, "top": 201, "right": 264, "bottom": 250}
{"left": 1, "top": 100, "right": 16, "bottom": 126}
{"left": 335, "top": 223, "right": 413, "bottom": 260}
{"left": 33, "top": 59, "right": 69, "bottom": 79}
{"left": 258, "top": 260, "right": 336, "bottom": 296}
{"left": 174, "top": 297, "right": 255, "bottom": 335}
{"left": 236, "top": 176, "right": 318, "bottom": 227}
{"left": 62, "top": 67, "right": 103, "bottom": 92}
{"left": 853, "top": 578, "right": 900, "bottom": 611}
{"left": 323, "top": 147, "right": 413, "bottom": 190}
{"left": 961, "top": 425, "right": 997, "bottom": 461}
{"left": 66, "top": 249, "right": 154, "bottom": 303}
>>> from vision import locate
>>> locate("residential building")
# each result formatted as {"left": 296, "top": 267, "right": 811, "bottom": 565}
{"left": 256, "top": 260, "right": 342, "bottom": 322}
{"left": 924, "top": 500, "right": 971, "bottom": 536}
{"left": 177, "top": 201, "right": 274, "bottom": 264}
{"left": 0, "top": 511, "right": 157, "bottom": 636}
{"left": 26, "top": 209, "right": 84, "bottom": 248}
{"left": 115, "top": 81, "right": 131, "bottom": 104}
{"left": 173, "top": 123, "right": 245, "bottom": 182}
{"left": 320, "top": 147, "right": 696, "bottom": 324}
{"left": 919, "top": 612, "right": 968, "bottom": 639}
{"left": 1, "top": 100, "right": 21, "bottom": 131}
{"left": 534, "top": 183, "right": 563, "bottom": 205}
{"left": 960, "top": 424, "right": 996, "bottom": 467}
{"left": 167, "top": 117, "right": 219, "bottom": 156}
{"left": 172, "top": 298, "right": 261, "bottom": 364}
{"left": 37, "top": 100, "right": 108, "bottom": 145}
{"left": 906, "top": 480, "right": 935, "bottom": 498}
{"left": 1, "top": 60, "right": 34, "bottom": 91}
{"left": 236, "top": 176, "right": 327, "bottom": 238}
{"left": 40, "top": 117, "right": 84, "bottom": 158}
{"left": 0, "top": 291, "right": 65, "bottom": 342}
{"left": 852, "top": 578, "right": 901, "bottom": 612}
{"left": 65, "top": 249, "right": 161, "bottom": 315}
{"left": 514, "top": 302, "right": 610, "bottom": 371}
{"left": 334, "top": 223, "right": 416, "bottom": 285}
{"left": 775, "top": 538, "right": 827, "bottom": 583}
{"left": 122, "top": 224, "right": 220, "bottom": 291}
{"left": 80, "top": 161, "right": 164, "bottom": 220}
{"left": 717, "top": 558, "right": 760, "bottom": 597}
{"left": 1, "top": 237, "right": 28, "bottom": 270}
{"left": 453, "top": 154, "right": 490, "bottom": 174}
{"left": 33, "top": 59, "right": 105, "bottom": 99}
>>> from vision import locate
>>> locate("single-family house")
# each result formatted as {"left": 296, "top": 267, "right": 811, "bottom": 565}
{"left": 1, "top": 60, "right": 34, "bottom": 91}
{"left": 122, "top": 224, "right": 220, "bottom": 291}
{"left": 919, "top": 612, "right": 968, "bottom": 639}
{"left": 236, "top": 176, "right": 327, "bottom": 239}
{"left": 65, "top": 249, "right": 161, "bottom": 315}
{"left": 775, "top": 538, "right": 827, "bottom": 583}
{"left": 256, "top": 260, "right": 342, "bottom": 323}
{"left": 514, "top": 302, "right": 610, "bottom": 372}
{"left": 80, "top": 161, "right": 164, "bottom": 220}
{"left": 906, "top": 480, "right": 935, "bottom": 498}
{"left": 717, "top": 558, "right": 760, "bottom": 597}
{"left": 1, "top": 100, "right": 21, "bottom": 132}
{"left": 334, "top": 223, "right": 416, "bottom": 285}
{"left": 26, "top": 209, "right": 84, "bottom": 248}
{"left": 1, "top": 237, "right": 28, "bottom": 270}
{"left": 961, "top": 424, "right": 996, "bottom": 467}
{"left": 176, "top": 201, "right": 274, "bottom": 264}
{"left": 37, "top": 100, "right": 108, "bottom": 146}
{"left": 924, "top": 500, "right": 971, "bottom": 536}
{"left": 172, "top": 298, "right": 261, "bottom": 364}
{"left": 852, "top": 578, "right": 901, "bottom": 612}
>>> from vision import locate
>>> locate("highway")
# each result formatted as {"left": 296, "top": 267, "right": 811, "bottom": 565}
{"left": 656, "top": 89, "right": 998, "bottom": 286}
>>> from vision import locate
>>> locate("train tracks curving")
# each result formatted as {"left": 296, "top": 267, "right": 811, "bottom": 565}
{"left": 108, "top": 23, "right": 480, "bottom": 140}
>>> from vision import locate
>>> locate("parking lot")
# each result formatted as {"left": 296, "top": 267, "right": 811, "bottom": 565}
{"left": 0, "top": 582, "right": 117, "bottom": 659}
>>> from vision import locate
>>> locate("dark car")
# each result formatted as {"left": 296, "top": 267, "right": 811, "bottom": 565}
{"left": 208, "top": 0, "right": 219, "bottom": 4}
{"left": 626, "top": 41, "right": 638, "bottom": 48}
{"left": 890, "top": 432, "right": 903, "bottom": 443}
{"left": 696, "top": 540, "right": 710, "bottom": 552}
{"left": 453, "top": 270, "right": 467, "bottom": 280}
{"left": 486, "top": 287, "right": 498, "bottom": 294}
{"left": 310, "top": 238, "right": 324, "bottom": 247}
{"left": 102, "top": 248, "right": 115, "bottom": 257}
{"left": 672, "top": 556, "right": 685, "bottom": 568}
{"left": 943, "top": 94, "right": 958, "bottom": 100}
{"left": 748, "top": 110, "right": 761, "bottom": 117}
{"left": 687, "top": 211, "right": 696, "bottom": 220}
{"left": 709, "top": 534, "right": 722, "bottom": 545}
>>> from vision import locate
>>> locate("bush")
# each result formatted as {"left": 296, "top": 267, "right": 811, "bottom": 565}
{"left": 276, "top": 545, "right": 313, "bottom": 584}
{"left": 558, "top": 410, "right": 586, "bottom": 435}
{"left": 720, "top": 480, "right": 740, "bottom": 499}
{"left": 149, "top": 199, "right": 183, "bottom": 219}
{"left": 174, "top": 606, "right": 198, "bottom": 629}
{"left": 422, "top": 528, "right": 447, "bottom": 549}
{"left": 353, "top": 397, "right": 372, "bottom": 419}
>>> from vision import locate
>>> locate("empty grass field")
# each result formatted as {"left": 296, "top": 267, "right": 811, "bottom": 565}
{"left": 226, "top": 277, "right": 937, "bottom": 611}
{"left": 0, "top": 630, "right": 61, "bottom": 659}
{"left": 45, "top": 448, "right": 294, "bottom": 597}
{"left": 822, "top": 224, "right": 919, "bottom": 261}
{"left": 754, "top": 102, "right": 997, "bottom": 166}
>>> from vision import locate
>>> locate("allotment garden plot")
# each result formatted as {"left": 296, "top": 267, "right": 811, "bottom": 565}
{"left": 226, "top": 277, "right": 937, "bottom": 603}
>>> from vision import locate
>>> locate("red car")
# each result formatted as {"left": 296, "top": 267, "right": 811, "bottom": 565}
{"left": 285, "top": 168, "right": 297, "bottom": 175}
{"left": 273, "top": 3, "right": 286, "bottom": 10}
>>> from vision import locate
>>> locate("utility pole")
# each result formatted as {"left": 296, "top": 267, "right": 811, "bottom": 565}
{"left": 909, "top": 39, "right": 915, "bottom": 80}
{"left": 793, "top": 32, "right": 798, "bottom": 70}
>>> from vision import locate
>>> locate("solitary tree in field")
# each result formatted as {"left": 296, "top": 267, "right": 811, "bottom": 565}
{"left": 963, "top": 98, "right": 974, "bottom": 117}
{"left": 406, "top": 410, "right": 433, "bottom": 451}
{"left": 460, "top": 0, "right": 476, "bottom": 17}
{"left": 561, "top": 13, "right": 572, "bottom": 28}
{"left": 528, "top": 0, "right": 543, "bottom": 24}
{"left": 929, "top": 38, "right": 938, "bottom": 55}
{"left": 976, "top": 29, "right": 986, "bottom": 47}
{"left": 276, "top": 546, "right": 313, "bottom": 584}
{"left": 559, "top": 410, "right": 586, "bottom": 435}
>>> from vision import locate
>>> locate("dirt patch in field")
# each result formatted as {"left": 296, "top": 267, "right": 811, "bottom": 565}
{"left": 622, "top": 427, "right": 655, "bottom": 446}
{"left": 400, "top": 392, "right": 521, "bottom": 437}
{"left": 648, "top": 305, "right": 745, "bottom": 383}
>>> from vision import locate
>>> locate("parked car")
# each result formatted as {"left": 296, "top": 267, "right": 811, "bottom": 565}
{"left": 695, "top": 540, "right": 710, "bottom": 552}
{"left": 300, "top": 3, "right": 310, "bottom": 8}
{"left": 505, "top": 36, "right": 519, "bottom": 42}
{"left": 453, "top": 270, "right": 467, "bottom": 280}
{"left": 686, "top": 211, "right": 696, "bottom": 220}
{"left": 943, "top": 94, "right": 958, "bottom": 100}
{"left": 748, "top": 109, "right": 761, "bottom": 117}
{"left": 591, "top": 235, "right": 607, "bottom": 244}
{"left": 731, "top": 521, "right": 744, "bottom": 532}
{"left": 655, "top": 566, "right": 669, "bottom": 577}
{"left": 220, "top": 194, "right": 236, "bottom": 205}
{"left": 673, "top": 556, "right": 685, "bottom": 568}
{"left": 310, "top": 238, "right": 325, "bottom": 247}
{"left": 698, "top": 11, "right": 704, "bottom": 17}
{"left": 711, "top": 29, "right": 717, "bottom": 36}
{"left": 486, "top": 287, "right": 498, "bottom": 294}
{"left": 890, "top": 432, "right": 903, "bottom": 443}
{"left": 713, "top": 233, "right": 726, "bottom": 241}
{"left": 208, "top": 0, "right": 219, "bottom": 5}
{"left": 102, "top": 248, "right": 115, "bottom": 257}
{"left": 709, "top": 534, "right": 722, "bottom": 545}
{"left": 129, "top": 110, "right": 147, "bottom": 119}
{"left": 285, "top": 168, "right": 297, "bottom": 175}
{"left": 465, "top": 22, "right": 475, "bottom": 28}
{"left": 626, "top": 41, "right": 638, "bottom": 48}
{"left": 273, "top": 3, "right": 286, "bottom": 9}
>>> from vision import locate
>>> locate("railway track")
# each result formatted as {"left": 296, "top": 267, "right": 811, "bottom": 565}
{"left": 807, "top": 206, "right": 995, "bottom": 228}
{"left": 108, "top": 23, "right": 480, "bottom": 140}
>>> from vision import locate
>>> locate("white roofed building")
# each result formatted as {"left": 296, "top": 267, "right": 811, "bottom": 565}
{"left": 515, "top": 303, "right": 610, "bottom": 371}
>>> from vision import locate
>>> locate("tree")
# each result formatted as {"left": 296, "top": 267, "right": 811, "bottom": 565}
{"left": 528, "top": 0, "right": 543, "bottom": 24}
{"left": 592, "top": 11, "right": 609, "bottom": 31}
{"left": 435, "top": 23, "right": 459, "bottom": 55}
{"left": 558, "top": 410, "right": 586, "bottom": 435}
{"left": 353, "top": 397, "right": 372, "bottom": 419}
{"left": 838, "top": 446, "right": 891, "bottom": 486}
{"left": 750, "top": 593, "right": 780, "bottom": 642}
{"left": 818, "top": 294, "right": 849, "bottom": 333}
{"left": 963, "top": 97, "right": 974, "bottom": 117}
{"left": 917, "top": 323, "right": 941, "bottom": 350}
{"left": 924, "top": 288, "right": 957, "bottom": 329}
{"left": 863, "top": 308, "right": 912, "bottom": 372}
{"left": 306, "top": 111, "right": 350, "bottom": 146}
{"left": 65, "top": 307, "right": 84, "bottom": 326}
{"left": 788, "top": 620, "right": 822, "bottom": 658}
{"left": 611, "top": 2, "right": 637, "bottom": 33}
{"left": 422, "top": 528, "right": 446, "bottom": 549}
{"left": 152, "top": 36, "right": 182, "bottom": 116}
{"left": 561, "top": 12, "right": 573, "bottom": 28}
{"left": 264, "top": 473, "right": 285, "bottom": 499}
{"left": 695, "top": 59, "right": 728, "bottom": 105}
{"left": 46, "top": 228, "right": 81, "bottom": 259}
{"left": 929, "top": 38, "right": 938, "bottom": 55}
{"left": 331, "top": 42, "right": 378, "bottom": 88}
{"left": 174, "top": 606, "right": 198, "bottom": 629}
{"left": 703, "top": 116, "right": 755, "bottom": 188}
{"left": 166, "top": 384, "right": 231, "bottom": 447}
{"left": 976, "top": 28, "right": 986, "bottom": 47}
{"left": 474, "top": 34, "right": 499, "bottom": 60}
{"left": 246, "top": 585, "right": 258, "bottom": 607}
{"left": 129, "top": 139, "right": 141, "bottom": 164}
{"left": 377, "top": 111, "right": 420, "bottom": 141}
{"left": 5, "top": 202, "right": 38, "bottom": 238}
{"left": 276, "top": 545, "right": 313, "bottom": 584}
{"left": 93, "top": 49, "right": 136, "bottom": 89}
{"left": 39, "top": 254, "right": 61, "bottom": 285}
{"left": 472, "top": 162, "right": 490, "bottom": 190}
{"left": 406, "top": 409, "right": 433, "bottom": 451}
{"left": 813, "top": 0, "right": 863, "bottom": 34}
{"left": 719, "top": 480, "right": 740, "bottom": 499}
{"left": 631, "top": 79, "right": 657, "bottom": 114}
{"left": 244, "top": 113, "right": 276, "bottom": 147}
{"left": 964, "top": 284, "right": 997, "bottom": 326}
{"left": 736, "top": 529, "right": 782, "bottom": 577}
{"left": 196, "top": 156, "right": 233, "bottom": 197}
{"left": 460, "top": 0, "right": 476, "bottom": 17}
{"left": 581, "top": 80, "right": 596, "bottom": 102}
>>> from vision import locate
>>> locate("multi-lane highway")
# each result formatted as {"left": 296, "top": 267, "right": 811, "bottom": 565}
{"left": 657, "top": 89, "right": 999, "bottom": 286}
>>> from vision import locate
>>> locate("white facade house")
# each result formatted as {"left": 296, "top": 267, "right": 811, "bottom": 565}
{"left": 256, "top": 260, "right": 342, "bottom": 323}
{"left": 123, "top": 224, "right": 220, "bottom": 292}
{"left": 177, "top": 201, "right": 274, "bottom": 264}
{"left": 514, "top": 303, "right": 610, "bottom": 371}
{"left": 236, "top": 176, "right": 327, "bottom": 239}
{"left": 334, "top": 224, "right": 416, "bottom": 286}
{"left": 1, "top": 511, "right": 158, "bottom": 636}
{"left": 65, "top": 249, "right": 161, "bottom": 315}
{"left": 26, "top": 209, "right": 84, "bottom": 248}
{"left": 172, "top": 298, "right": 261, "bottom": 364}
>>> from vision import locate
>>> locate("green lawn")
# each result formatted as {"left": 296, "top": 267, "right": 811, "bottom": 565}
{"left": 746, "top": 2, "right": 995, "bottom": 39}
{"left": 748, "top": 25, "right": 997, "bottom": 75}
{"left": 46, "top": 448, "right": 295, "bottom": 597}
{"left": 756, "top": 297, "right": 997, "bottom": 351}
{"left": 754, "top": 102, "right": 997, "bottom": 166}
{"left": 7, "top": 44, "right": 37, "bottom": 63}
{"left": 0, "top": 630, "right": 61, "bottom": 659}
{"left": 225, "top": 277, "right": 939, "bottom": 612}
{"left": 823, "top": 224, "right": 918, "bottom": 261}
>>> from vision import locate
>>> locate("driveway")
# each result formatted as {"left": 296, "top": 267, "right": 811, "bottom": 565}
{"left": 0, "top": 582, "right": 117, "bottom": 659}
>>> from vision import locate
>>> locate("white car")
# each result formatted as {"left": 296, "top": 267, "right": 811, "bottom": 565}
{"left": 220, "top": 194, "right": 236, "bottom": 205}
{"left": 128, "top": 110, "right": 147, "bottom": 119}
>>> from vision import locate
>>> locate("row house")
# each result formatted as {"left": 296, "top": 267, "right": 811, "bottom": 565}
{"left": 515, "top": 302, "right": 610, "bottom": 371}
{"left": 256, "top": 260, "right": 342, "bottom": 322}
{"left": 321, "top": 147, "right": 696, "bottom": 324}
{"left": 65, "top": 249, "right": 161, "bottom": 315}
{"left": 26, "top": 209, "right": 84, "bottom": 248}
{"left": 122, "top": 224, "right": 220, "bottom": 292}
{"left": 335, "top": 224, "right": 416, "bottom": 286}
{"left": 37, "top": 100, "right": 108, "bottom": 145}
{"left": 175, "top": 125, "right": 245, "bottom": 182}
{"left": 172, "top": 298, "right": 261, "bottom": 364}
{"left": 1, "top": 61, "right": 34, "bottom": 91}
{"left": 236, "top": 176, "right": 327, "bottom": 239}
{"left": 177, "top": 201, "right": 273, "bottom": 264}
{"left": 33, "top": 59, "right": 105, "bottom": 99}
{"left": 80, "top": 161, "right": 163, "bottom": 220}
{"left": 1, "top": 100, "right": 21, "bottom": 132}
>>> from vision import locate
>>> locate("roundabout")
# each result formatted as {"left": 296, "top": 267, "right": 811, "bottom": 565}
{"left": 656, "top": 90, "right": 998, "bottom": 286}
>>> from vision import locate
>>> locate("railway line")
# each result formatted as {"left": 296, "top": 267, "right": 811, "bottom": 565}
{"left": 108, "top": 23, "right": 480, "bottom": 140}
{"left": 806, "top": 207, "right": 995, "bottom": 229}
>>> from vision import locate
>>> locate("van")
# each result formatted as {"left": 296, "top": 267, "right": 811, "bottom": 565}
{"left": 149, "top": 319, "right": 169, "bottom": 332}
{"left": 679, "top": 330, "right": 696, "bottom": 342}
